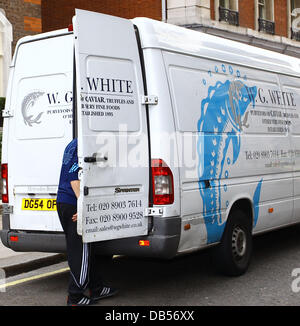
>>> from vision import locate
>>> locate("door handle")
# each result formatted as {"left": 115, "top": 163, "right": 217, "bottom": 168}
{"left": 84, "top": 156, "right": 96, "bottom": 163}
{"left": 84, "top": 156, "right": 108, "bottom": 163}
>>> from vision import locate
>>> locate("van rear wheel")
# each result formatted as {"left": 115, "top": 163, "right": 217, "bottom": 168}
{"left": 212, "top": 209, "right": 252, "bottom": 276}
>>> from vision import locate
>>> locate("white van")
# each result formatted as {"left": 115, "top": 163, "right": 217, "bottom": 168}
{"left": 2, "top": 9, "right": 300, "bottom": 276}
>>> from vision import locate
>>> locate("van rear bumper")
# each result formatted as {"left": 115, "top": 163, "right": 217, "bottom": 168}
{"left": 0, "top": 214, "right": 181, "bottom": 259}
{"left": 0, "top": 229, "right": 67, "bottom": 253}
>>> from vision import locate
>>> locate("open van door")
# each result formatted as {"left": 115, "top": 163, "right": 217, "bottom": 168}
{"left": 73, "top": 9, "right": 149, "bottom": 243}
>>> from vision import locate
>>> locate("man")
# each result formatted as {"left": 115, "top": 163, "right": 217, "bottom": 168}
{"left": 56, "top": 138, "right": 117, "bottom": 306}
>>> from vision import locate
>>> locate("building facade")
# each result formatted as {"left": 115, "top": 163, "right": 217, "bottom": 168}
{"left": 0, "top": 0, "right": 42, "bottom": 51}
{"left": 0, "top": 0, "right": 42, "bottom": 97}
{"left": 41, "top": 0, "right": 163, "bottom": 32}
{"left": 167, "top": 0, "right": 300, "bottom": 58}
{"left": 41, "top": 0, "right": 300, "bottom": 58}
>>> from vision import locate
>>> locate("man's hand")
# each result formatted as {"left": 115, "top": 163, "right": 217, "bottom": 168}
{"left": 72, "top": 212, "right": 78, "bottom": 222}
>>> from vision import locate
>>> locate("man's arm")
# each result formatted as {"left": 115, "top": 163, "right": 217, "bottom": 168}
{"left": 70, "top": 180, "right": 80, "bottom": 199}
{"left": 70, "top": 180, "right": 80, "bottom": 222}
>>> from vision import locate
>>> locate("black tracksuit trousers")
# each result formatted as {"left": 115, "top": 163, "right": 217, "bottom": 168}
{"left": 57, "top": 202, "right": 103, "bottom": 298}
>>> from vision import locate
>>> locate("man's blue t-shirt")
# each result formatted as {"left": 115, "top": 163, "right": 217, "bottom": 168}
{"left": 57, "top": 138, "right": 79, "bottom": 206}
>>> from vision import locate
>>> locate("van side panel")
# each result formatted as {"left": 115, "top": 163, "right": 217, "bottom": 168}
{"left": 6, "top": 34, "right": 73, "bottom": 232}
{"left": 279, "top": 74, "right": 300, "bottom": 224}
{"left": 163, "top": 51, "right": 295, "bottom": 252}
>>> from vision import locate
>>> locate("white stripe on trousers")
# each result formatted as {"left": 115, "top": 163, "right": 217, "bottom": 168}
{"left": 100, "top": 287, "right": 109, "bottom": 296}
{"left": 80, "top": 243, "right": 88, "bottom": 286}
{"left": 78, "top": 297, "right": 90, "bottom": 305}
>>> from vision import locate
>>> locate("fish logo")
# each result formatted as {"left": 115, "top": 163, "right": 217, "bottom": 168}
{"left": 197, "top": 80, "right": 262, "bottom": 243}
{"left": 21, "top": 91, "right": 45, "bottom": 127}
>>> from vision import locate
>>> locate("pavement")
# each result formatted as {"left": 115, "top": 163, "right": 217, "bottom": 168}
{"left": 0, "top": 213, "right": 66, "bottom": 277}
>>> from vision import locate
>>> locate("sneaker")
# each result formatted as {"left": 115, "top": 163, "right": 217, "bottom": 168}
{"left": 67, "top": 295, "right": 94, "bottom": 306}
{"left": 90, "top": 286, "right": 118, "bottom": 301}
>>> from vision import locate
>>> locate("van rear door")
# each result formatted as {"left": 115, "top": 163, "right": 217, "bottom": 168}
{"left": 73, "top": 9, "right": 149, "bottom": 243}
{"left": 6, "top": 33, "right": 74, "bottom": 232}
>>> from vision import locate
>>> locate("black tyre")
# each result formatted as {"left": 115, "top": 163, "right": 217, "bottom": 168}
{"left": 212, "top": 209, "right": 253, "bottom": 276}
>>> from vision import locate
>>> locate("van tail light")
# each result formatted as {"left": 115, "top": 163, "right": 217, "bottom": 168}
{"left": 68, "top": 24, "right": 73, "bottom": 32}
{"left": 151, "top": 159, "right": 174, "bottom": 205}
{"left": 1, "top": 164, "right": 9, "bottom": 203}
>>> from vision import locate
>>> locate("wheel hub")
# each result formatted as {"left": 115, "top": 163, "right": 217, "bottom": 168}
{"left": 232, "top": 226, "right": 246, "bottom": 259}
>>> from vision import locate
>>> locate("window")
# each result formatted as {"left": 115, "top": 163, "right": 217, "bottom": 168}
{"left": 218, "top": 0, "right": 239, "bottom": 26}
{"left": 291, "top": 0, "right": 300, "bottom": 12}
{"left": 256, "top": 0, "right": 275, "bottom": 34}
{"left": 290, "top": 0, "right": 300, "bottom": 40}
{"left": 219, "top": 0, "right": 238, "bottom": 11}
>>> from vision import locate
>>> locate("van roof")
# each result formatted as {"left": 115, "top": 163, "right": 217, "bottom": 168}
{"left": 133, "top": 18, "right": 300, "bottom": 78}
{"left": 11, "top": 28, "right": 71, "bottom": 66}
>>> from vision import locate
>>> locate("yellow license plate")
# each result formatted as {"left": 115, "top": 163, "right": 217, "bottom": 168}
{"left": 21, "top": 198, "right": 57, "bottom": 211}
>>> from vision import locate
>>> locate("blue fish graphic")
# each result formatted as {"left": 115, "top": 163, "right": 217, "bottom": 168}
{"left": 197, "top": 80, "right": 261, "bottom": 243}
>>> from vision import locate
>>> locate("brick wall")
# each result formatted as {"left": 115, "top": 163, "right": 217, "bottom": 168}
{"left": 210, "top": 0, "right": 215, "bottom": 20}
{"left": 42, "top": 0, "right": 162, "bottom": 32}
{"left": 274, "top": 0, "right": 288, "bottom": 37}
{"left": 238, "top": 0, "right": 255, "bottom": 30}
{"left": 0, "top": 0, "right": 41, "bottom": 51}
